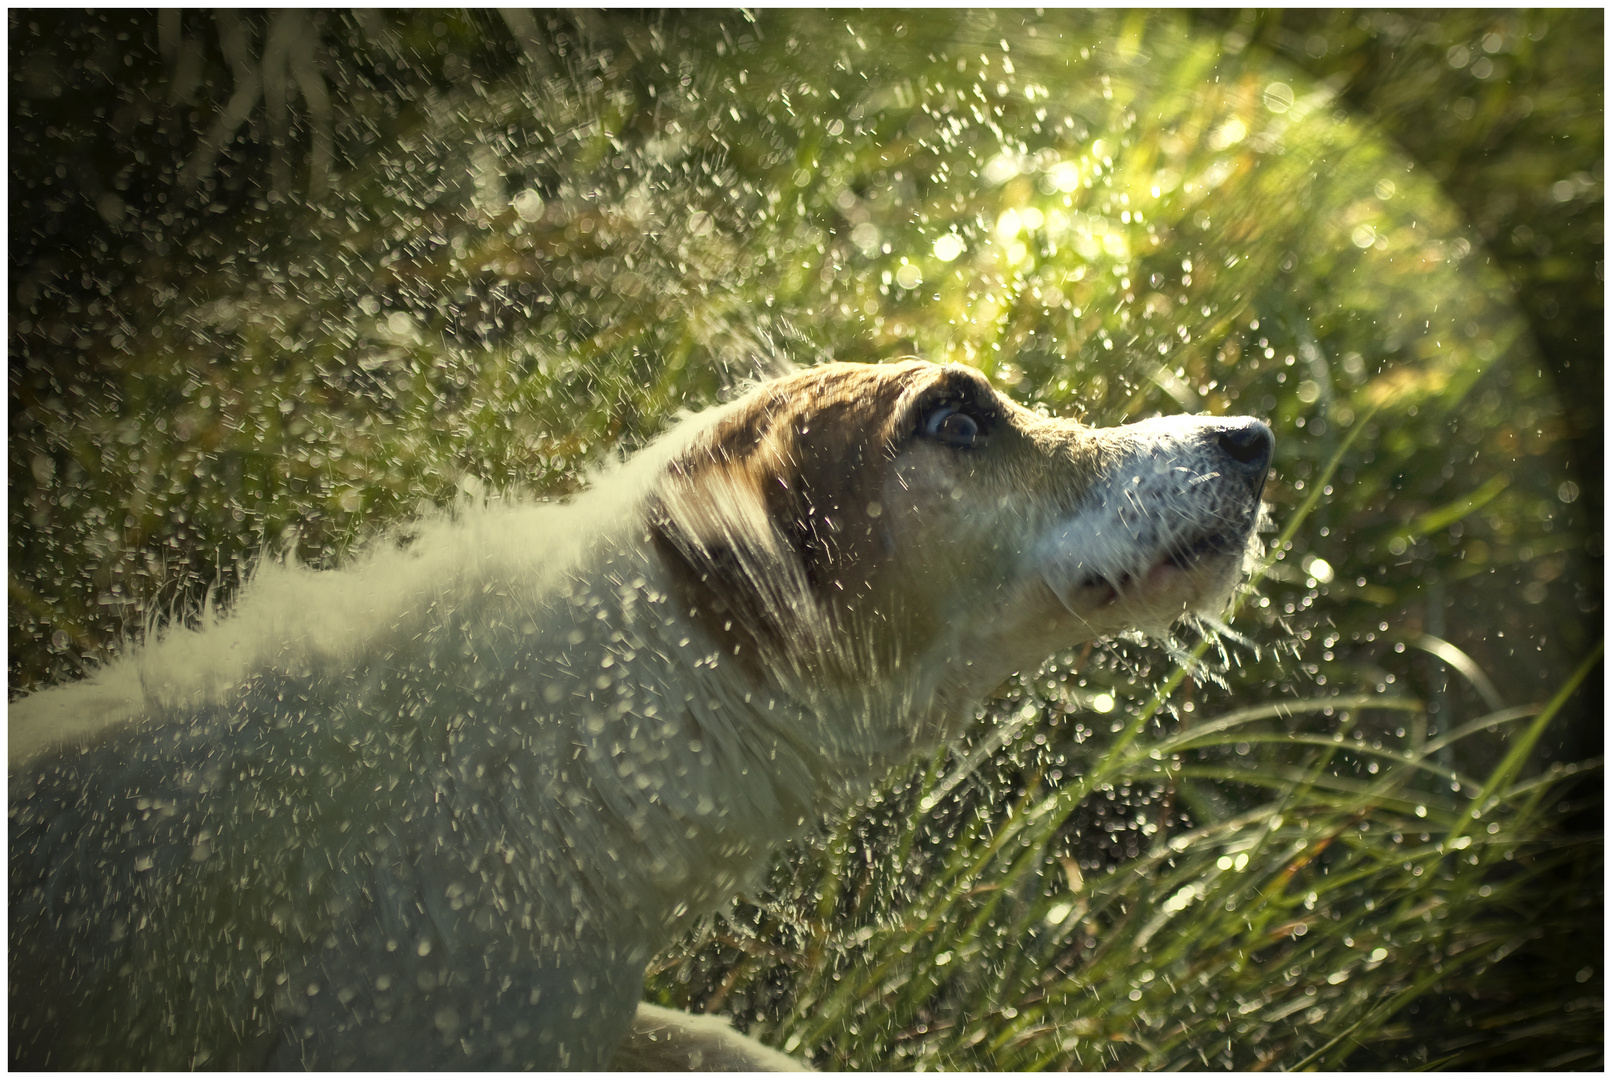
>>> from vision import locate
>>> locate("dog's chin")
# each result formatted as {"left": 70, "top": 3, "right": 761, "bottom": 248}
{"left": 1050, "top": 545, "right": 1247, "bottom": 635}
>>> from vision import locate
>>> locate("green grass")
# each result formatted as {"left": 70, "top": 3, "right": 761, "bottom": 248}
{"left": 645, "top": 657, "right": 1599, "bottom": 1069}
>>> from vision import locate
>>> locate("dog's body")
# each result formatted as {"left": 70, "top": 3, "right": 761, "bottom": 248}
{"left": 9, "top": 360, "right": 1271, "bottom": 1069}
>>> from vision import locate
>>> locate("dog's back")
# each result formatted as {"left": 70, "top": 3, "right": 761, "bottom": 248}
{"left": 11, "top": 498, "right": 813, "bottom": 1068}
{"left": 10, "top": 503, "right": 627, "bottom": 1067}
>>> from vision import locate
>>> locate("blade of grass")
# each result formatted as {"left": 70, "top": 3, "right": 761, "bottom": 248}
{"left": 1445, "top": 641, "right": 1601, "bottom": 845}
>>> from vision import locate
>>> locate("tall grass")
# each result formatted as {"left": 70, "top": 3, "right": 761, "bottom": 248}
{"left": 647, "top": 640, "right": 1600, "bottom": 1071}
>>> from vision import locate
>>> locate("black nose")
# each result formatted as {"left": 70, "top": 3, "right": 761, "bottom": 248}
{"left": 1216, "top": 420, "right": 1274, "bottom": 492}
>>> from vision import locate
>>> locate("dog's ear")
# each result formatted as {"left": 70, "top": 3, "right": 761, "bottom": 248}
{"left": 753, "top": 369, "right": 914, "bottom": 601}
{"left": 649, "top": 373, "right": 834, "bottom": 676}
{"left": 649, "top": 458, "right": 831, "bottom": 679}
{"left": 649, "top": 364, "right": 917, "bottom": 680}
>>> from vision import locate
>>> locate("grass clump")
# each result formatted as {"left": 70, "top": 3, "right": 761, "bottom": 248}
{"left": 647, "top": 642, "right": 1600, "bottom": 1070}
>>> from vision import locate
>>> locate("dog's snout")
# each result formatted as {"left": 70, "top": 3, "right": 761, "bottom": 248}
{"left": 1215, "top": 420, "right": 1274, "bottom": 491}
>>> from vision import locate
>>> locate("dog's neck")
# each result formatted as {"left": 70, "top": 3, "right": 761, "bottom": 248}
{"left": 476, "top": 521, "right": 969, "bottom": 945}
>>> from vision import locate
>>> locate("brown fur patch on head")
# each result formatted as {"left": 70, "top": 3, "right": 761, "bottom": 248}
{"left": 649, "top": 361, "right": 938, "bottom": 677}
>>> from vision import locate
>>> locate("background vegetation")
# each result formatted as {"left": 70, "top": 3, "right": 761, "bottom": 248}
{"left": 10, "top": 10, "right": 1601, "bottom": 1069}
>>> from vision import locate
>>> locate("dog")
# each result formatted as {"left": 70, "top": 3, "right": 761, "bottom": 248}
{"left": 9, "top": 359, "right": 1271, "bottom": 1069}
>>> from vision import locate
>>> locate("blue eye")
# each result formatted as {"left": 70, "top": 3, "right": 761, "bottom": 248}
{"left": 923, "top": 403, "right": 981, "bottom": 447}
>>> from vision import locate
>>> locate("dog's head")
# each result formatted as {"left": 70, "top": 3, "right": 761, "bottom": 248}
{"left": 651, "top": 360, "right": 1271, "bottom": 700}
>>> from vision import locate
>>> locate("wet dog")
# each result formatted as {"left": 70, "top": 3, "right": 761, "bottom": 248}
{"left": 9, "top": 359, "right": 1271, "bottom": 1068}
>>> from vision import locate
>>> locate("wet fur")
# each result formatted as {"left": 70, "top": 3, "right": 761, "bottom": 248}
{"left": 9, "top": 360, "right": 1270, "bottom": 1069}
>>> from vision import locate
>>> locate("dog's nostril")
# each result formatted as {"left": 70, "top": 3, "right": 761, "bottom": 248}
{"left": 1217, "top": 422, "right": 1274, "bottom": 472}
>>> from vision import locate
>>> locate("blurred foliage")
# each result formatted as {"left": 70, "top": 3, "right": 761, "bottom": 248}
{"left": 1199, "top": 10, "right": 1604, "bottom": 520}
{"left": 8, "top": 8, "right": 1601, "bottom": 1070}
